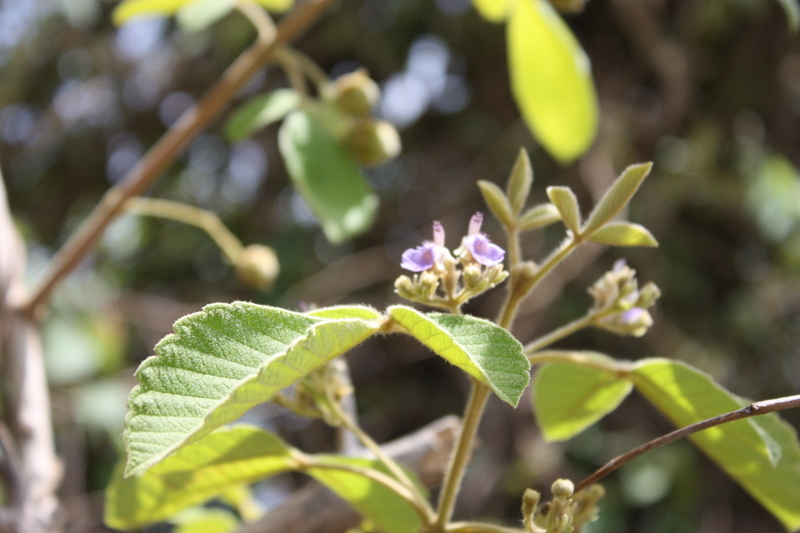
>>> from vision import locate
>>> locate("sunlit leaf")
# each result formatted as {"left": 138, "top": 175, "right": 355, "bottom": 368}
{"left": 387, "top": 306, "right": 530, "bottom": 406}
{"left": 546, "top": 186, "right": 581, "bottom": 234}
{"left": 310, "top": 456, "right": 425, "bottom": 533}
{"left": 279, "top": 109, "right": 379, "bottom": 244}
{"left": 113, "top": 0, "right": 294, "bottom": 25}
{"left": 307, "top": 305, "right": 383, "bottom": 321}
{"left": 507, "top": 0, "right": 598, "bottom": 163}
{"left": 473, "top": 0, "right": 511, "bottom": 22}
{"left": 172, "top": 508, "right": 239, "bottom": 533}
{"left": 533, "top": 358, "right": 633, "bottom": 441}
{"left": 586, "top": 222, "right": 658, "bottom": 247}
{"left": 107, "top": 426, "right": 298, "bottom": 529}
{"left": 225, "top": 89, "right": 302, "bottom": 142}
{"left": 518, "top": 203, "right": 561, "bottom": 231}
{"left": 630, "top": 359, "right": 800, "bottom": 529}
{"left": 582, "top": 163, "right": 653, "bottom": 235}
{"left": 124, "top": 302, "right": 380, "bottom": 475}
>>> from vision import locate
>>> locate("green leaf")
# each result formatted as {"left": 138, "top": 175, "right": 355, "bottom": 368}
{"left": 106, "top": 426, "right": 298, "bottom": 529}
{"left": 225, "top": 89, "right": 302, "bottom": 142}
{"left": 546, "top": 186, "right": 581, "bottom": 234}
{"left": 533, "top": 358, "right": 633, "bottom": 441}
{"left": 113, "top": 0, "right": 293, "bottom": 25}
{"left": 175, "top": 0, "right": 234, "bottom": 32}
{"left": 582, "top": 162, "right": 653, "bottom": 235}
{"left": 124, "top": 302, "right": 380, "bottom": 475}
{"left": 586, "top": 222, "right": 658, "bottom": 248}
{"left": 506, "top": 148, "right": 534, "bottom": 217}
{"left": 776, "top": 0, "right": 800, "bottom": 33}
{"left": 279, "top": 110, "right": 379, "bottom": 244}
{"left": 630, "top": 359, "right": 800, "bottom": 527}
{"left": 730, "top": 409, "right": 800, "bottom": 530}
{"left": 518, "top": 203, "right": 561, "bottom": 231}
{"left": 507, "top": 0, "right": 598, "bottom": 163}
{"left": 473, "top": 0, "right": 510, "bottom": 22}
{"left": 307, "top": 305, "right": 383, "bottom": 321}
{"left": 387, "top": 306, "right": 530, "bottom": 406}
{"left": 310, "top": 456, "right": 424, "bottom": 533}
{"left": 172, "top": 508, "right": 239, "bottom": 533}
{"left": 478, "top": 180, "right": 514, "bottom": 227}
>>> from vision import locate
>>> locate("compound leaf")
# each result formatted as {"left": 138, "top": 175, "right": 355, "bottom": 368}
{"left": 518, "top": 203, "right": 561, "bottom": 231}
{"left": 124, "top": 302, "right": 380, "bottom": 476}
{"left": 387, "top": 306, "right": 530, "bottom": 406}
{"left": 547, "top": 186, "right": 581, "bottom": 234}
{"left": 586, "top": 222, "right": 658, "bottom": 248}
{"left": 582, "top": 162, "right": 653, "bottom": 234}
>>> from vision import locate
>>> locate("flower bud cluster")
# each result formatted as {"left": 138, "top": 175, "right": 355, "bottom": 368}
{"left": 395, "top": 214, "right": 509, "bottom": 310}
{"left": 273, "top": 359, "right": 353, "bottom": 425}
{"left": 522, "top": 480, "right": 604, "bottom": 533}
{"left": 324, "top": 70, "right": 400, "bottom": 167}
{"left": 589, "top": 259, "right": 660, "bottom": 337}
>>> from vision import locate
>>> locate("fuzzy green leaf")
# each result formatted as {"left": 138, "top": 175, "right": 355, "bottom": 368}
{"left": 506, "top": 148, "right": 534, "bottom": 217}
{"left": 279, "top": 109, "right": 379, "bottom": 244}
{"left": 533, "top": 358, "right": 633, "bottom": 441}
{"left": 518, "top": 203, "right": 561, "bottom": 231}
{"left": 124, "top": 302, "right": 380, "bottom": 476}
{"left": 307, "top": 305, "right": 383, "bottom": 321}
{"left": 582, "top": 162, "right": 653, "bottom": 235}
{"left": 387, "top": 306, "right": 530, "bottom": 406}
{"left": 586, "top": 222, "right": 658, "bottom": 247}
{"left": 631, "top": 359, "right": 800, "bottom": 530}
{"left": 507, "top": 0, "right": 598, "bottom": 163}
{"left": 310, "top": 456, "right": 424, "bottom": 533}
{"left": 107, "top": 426, "right": 297, "bottom": 529}
{"left": 546, "top": 186, "right": 581, "bottom": 235}
{"left": 225, "top": 89, "right": 302, "bottom": 142}
{"left": 113, "top": 0, "right": 293, "bottom": 25}
{"left": 478, "top": 180, "right": 514, "bottom": 227}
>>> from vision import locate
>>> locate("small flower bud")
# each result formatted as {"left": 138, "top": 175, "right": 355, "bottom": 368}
{"left": 522, "top": 489, "right": 541, "bottom": 532}
{"left": 235, "top": 245, "right": 280, "bottom": 290}
{"left": 328, "top": 69, "right": 380, "bottom": 117}
{"left": 463, "top": 264, "right": 483, "bottom": 288}
{"left": 344, "top": 119, "right": 401, "bottom": 167}
{"left": 419, "top": 271, "right": 440, "bottom": 298}
{"left": 551, "top": 479, "right": 574, "bottom": 499}
{"left": 394, "top": 275, "right": 416, "bottom": 299}
{"left": 635, "top": 282, "right": 661, "bottom": 309}
{"left": 545, "top": 512, "right": 572, "bottom": 533}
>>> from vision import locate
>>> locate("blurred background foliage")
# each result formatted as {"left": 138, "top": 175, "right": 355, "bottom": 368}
{"left": 2, "top": 0, "right": 800, "bottom": 531}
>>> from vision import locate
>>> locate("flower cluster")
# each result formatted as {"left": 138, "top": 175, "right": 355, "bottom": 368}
{"left": 589, "top": 259, "right": 660, "bottom": 337}
{"left": 395, "top": 213, "right": 508, "bottom": 310}
{"left": 522, "top": 479, "right": 604, "bottom": 533}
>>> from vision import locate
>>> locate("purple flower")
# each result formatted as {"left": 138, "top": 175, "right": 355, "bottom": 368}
{"left": 619, "top": 307, "right": 646, "bottom": 325}
{"left": 462, "top": 212, "right": 505, "bottom": 266}
{"left": 401, "top": 221, "right": 448, "bottom": 272}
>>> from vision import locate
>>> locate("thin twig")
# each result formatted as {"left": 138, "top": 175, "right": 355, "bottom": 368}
{"left": 575, "top": 393, "right": 800, "bottom": 493}
{"left": 22, "top": 0, "right": 339, "bottom": 317}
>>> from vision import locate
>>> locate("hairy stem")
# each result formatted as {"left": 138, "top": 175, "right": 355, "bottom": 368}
{"left": 575, "top": 393, "right": 800, "bottom": 492}
{"left": 124, "top": 198, "right": 244, "bottom": 263}
{"left": 524, "top": 308, "right": 618, "bottom": 355}
{"left": 22, "top": 0, "right": 339, "bottom": 317}
{"left": 446, "top": 522, "right": 528, "bottom": 533}
{"left": 434, "top": 381, "right": 491, "bottom": 531}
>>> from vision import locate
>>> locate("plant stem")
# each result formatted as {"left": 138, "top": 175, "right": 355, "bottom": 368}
{"left": 334, "top": 405, "right": 434, "bottom": 518}
{"left": 304, "top": 458, "right": 432, "bottom": 524}
{"left": 496, "top": 238, "right": 579, "bottom": 330}
{"left": 434, "top": 380, "right": 491, "bottom": 531}
{"left": 524, "top": 308, "right": 618, "bottom": 355}
{"left": 447, "top": 522, "right": 528, "bottom": 533}
{"left": 22, "top": 0, "right": 339, "bottom": 318}
{"left": 526, "top": 350, "right": 632, "bottom": 375}
{"left": 575, "top": 393, "right": 800, "bottom": 493}
{"left": 124, "top": 198, "right": 245, "bottom": 263}
{"left": 235, "top": 0, "right": 276, "bottom": 40}
{"left": 506, "top": 225, "right": 521, "bottom": 268}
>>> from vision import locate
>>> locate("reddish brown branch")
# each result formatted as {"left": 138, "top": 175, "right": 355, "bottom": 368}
{"left": 575, "top": 394, "right": 800, "bottom": 493}
{"left": 22, "top": 0, "right": 339, "bottom": 317}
